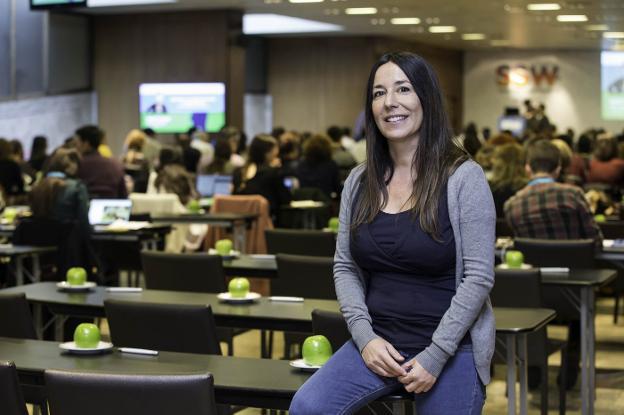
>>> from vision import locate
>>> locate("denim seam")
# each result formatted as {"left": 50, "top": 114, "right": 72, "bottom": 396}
{"left": 469, "top": 372, "right": 484, "bottom": 415}
{"left": 339, "top": 382, "right": 401, "bottom": 415}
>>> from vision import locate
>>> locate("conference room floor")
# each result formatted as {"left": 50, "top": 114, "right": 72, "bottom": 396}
{"left": 25, "top": 298, "right": 623, "bottom": 415}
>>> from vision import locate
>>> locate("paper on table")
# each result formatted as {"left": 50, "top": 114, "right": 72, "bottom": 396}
{"left": 539, "top": 267, "right": 570, "bottom": 274}
{"left": 250, "top": 254, "right": 276, "bottom": 260}
{"left": 106, "top": 287, "right": 143, "bottom": 293}
{"left": 290, "top": 200, "right": 325, "bottom": 208}
{"left": 268, "top": 296, "right": 304, "bottom": 302}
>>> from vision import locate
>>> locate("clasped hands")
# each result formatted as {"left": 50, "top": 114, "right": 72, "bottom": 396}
{"left": 361, "top": 338, "right": 436, "bottom": 393}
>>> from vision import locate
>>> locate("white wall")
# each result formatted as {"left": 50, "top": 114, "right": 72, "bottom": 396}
{"left": 0, "top": 92, "right": 97, "bottom": 157}
{"left": 464, "top": 50, "right": 624, "bottom": 136}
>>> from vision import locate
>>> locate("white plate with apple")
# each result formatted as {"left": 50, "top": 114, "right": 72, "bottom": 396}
{"left": 208, "top": 248, "right": 241, "bottom": 259}
{"left": 59, "top": 341, "right": 114, "bottom": 355}
{"left": 217, "top": 292, "right": 261, "bottom": 303}
{"left": 497, "top": 263, "right": 533, "bottom": 270}
{"left": 56, "top": 281, "right": 97, "bottom": 292}
{"left": 289, "top": 359, "right": 322, "bottom": 372}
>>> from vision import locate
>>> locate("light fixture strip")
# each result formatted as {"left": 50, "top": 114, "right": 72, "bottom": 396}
{"left": 428, "top": 26, "right": 456, "bottom": 33}
{"left": 345, "top": 7, "right": 378, "bottom": 15}
{"left": 556, "top": 15, "right": 588, "bottom": 22}
{"left": 604, "top": 32, "right": 624, "bottom": 39}
{"left": 527, "top": 3, "right": 561, "bottom": 11}
{"left": 390, "top": 17, "right": 420, "bottom": 25}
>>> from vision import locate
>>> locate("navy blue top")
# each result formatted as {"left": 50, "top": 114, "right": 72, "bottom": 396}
{"left": 351, "top": 191, "right": 469, "bottom": 355}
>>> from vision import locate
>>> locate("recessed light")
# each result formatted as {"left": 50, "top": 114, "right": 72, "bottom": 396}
{"left": 428, "top": 26, "right": 456, "bottom": 33}
{"left": 586, "top": 24, "right": 609, "bottom": 31}
{"left": 604, "top": 32, "right": 624, "bottom": 39}
{"left": 288, "top": 0, "right": 324, "bottom": 3}
{"left": 345, "top": 7, "right": 377, "bottom": 15}
{"left": 462, "top": 33, "right": 486, "bottom": 40}
{"left": 527, "top": 3, "right": 561, "bottom": 11}
{"left": 243, "top": 14, "right": 342, "bottom": 34}
{"left": 390, "top": 17, "right": 421, "bottom": 25}
{"left": 556, "top": 15, "right": 588, "bottom": 22}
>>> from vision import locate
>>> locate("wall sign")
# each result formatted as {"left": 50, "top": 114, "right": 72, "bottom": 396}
{"left": 496, "top": 64, "right": 559, "bottom": 88}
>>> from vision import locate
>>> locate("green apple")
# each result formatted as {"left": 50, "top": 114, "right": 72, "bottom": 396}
{"left": 187, "top": 199, "right": 201, "bottom": 213}
{"left": 594, "top": 214, "right": 606, "bottom": 223}
{"left": 228, "top": 277, "right": 250, "bottom": 298}
{"left": 2, "top": 208, "right": 17, "bottom": 222}
{"left": 302, "top": 335, "right": 333, "bottom": 366}
{"left": 66, "top": 267, "right": 87, "bottom": 286}
{"left": 73, "top": 323, "right": 100, "bottom": 348}
{"left": 328, "top": 217, "right": 339, "bottom": 232}
{"left": 215, "top": 239, "right": 233, "bottom": 255}
{"left": 505, "top": 250, "right": 524, "bottom": 268}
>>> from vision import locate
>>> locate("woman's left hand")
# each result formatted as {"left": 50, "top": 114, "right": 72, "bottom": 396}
{"left": 397, "top": 358, "right": 437, "bottom": 393}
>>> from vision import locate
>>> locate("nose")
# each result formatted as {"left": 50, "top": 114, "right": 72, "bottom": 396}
{"left": 383, "top": 90, "right": 399, "bottom": 109}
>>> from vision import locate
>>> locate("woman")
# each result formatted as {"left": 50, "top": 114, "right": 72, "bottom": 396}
{"left": 28, "top": 135, "right": 48, "bottom": 173}
{"left": 295, "top": 134, "right": 341, "bottom": 199}
{"left": 122, "top": 129, "right": 150, "bottom": 193}
{"left": 290, "top": 52, "right": 495, "bottom": 414}
{"left": 0, "top": 138, "right": 25, "bottom": 202}
{"left": 203, "top": 137, "right": 236, "bottom": 175}
{"left": 233, "top": 134, "right": 291, "bottom": 220}
{"left": 489, "top": 143, "right": 527, "bottom": 217}
{"left": 586, "top": 136, "right": 624, "bottom": 186}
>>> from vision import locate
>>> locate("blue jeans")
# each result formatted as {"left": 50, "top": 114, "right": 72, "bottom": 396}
{"left": 289, "top": 340, "right": 485, "bottom": 415}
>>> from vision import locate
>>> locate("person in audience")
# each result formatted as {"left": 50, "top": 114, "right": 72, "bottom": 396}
{"left": 586, "top": 136, "right": 624, "bottom": 186}
{"left": 28, "top": 135, "right": 48, "bottom": 173}
{"left": 488, "top": 143, "right": 526, "bottom": 217}
{"left": 154, "top": 164, "right": 198, "bottom": 206}
{"left": 474, "top": 144, "right": 496, "bottom": 180}
{"left": 0, "top": 138, "right": 25, "bottom": 202}
{"left": 190, "top": 129, "right": 214, "bottom": 172}
{"left": 142, "top": 128, "right": 162, "bottom": 167}
{"left": 220, "top": 126, "right": 246, "bottom": 167}
{"left": 9, "top": 139, "right": 36, "bottom": 182}
{"left": 462, "top": 122, "right": 482, "bottom": 157}
{"left": 278, "top": 136, "right": 300, "bottom": 177}
{"left": 504, "top": 139, "right": 602, "bottom": 391}
{"left": 327, "top": 125, "right": 356, "bottom": 170}
{"left": 175, "top": 132, "right": 201, "bottom": 173}
{"left": 233, "top": 134, "right": 291, "bottom": 220}
{"left": 295, "top": 134, "right": 341, "bottom": 199}
{"left": 75, "top": 125, "right": 127, "bottom": 199}
{"left": 290, "top": 52, "right": 494, "bottom": 414}
{"left": 203, "top": 137, "right": 235, "bottom": 175}
{"left": 146, "top": 147, "right": 184, "bottom": 194}
{"left": 122, "top": 129, "right": 150, "bottom": 193}
{"left": 97, "top": 134, "right": 113, "bottom": 158}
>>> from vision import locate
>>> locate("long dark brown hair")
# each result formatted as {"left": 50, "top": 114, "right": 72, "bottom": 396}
{"left": 352, "top": 52, "right": 467, "bottom": 238}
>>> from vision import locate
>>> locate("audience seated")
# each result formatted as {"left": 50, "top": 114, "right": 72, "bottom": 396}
{"left": 295, "top": 134, "right": 341, "bottom": 199}
{"left": 122, "top": 129, "right": 150, "bottom": 193}
{"left": 202, "top": 138, "right": 236, "bottom": 175}
{"left": 488, "top": 143, "right": 526, "bottom": 218}
{"left": 27, "top": 135, "right": 48, "bottom": 174}
{"left": 142, "top": 128, "right": 162, "bottom": 168}
{"left": 0, "top": 138, "right": 25, "bottom": 203}
{"left": 586, "top": 136, "right": 624, "bottom": 186}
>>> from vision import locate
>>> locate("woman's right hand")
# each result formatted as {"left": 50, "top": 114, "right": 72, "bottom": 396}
{"left": 361, "top": 338, "right": 406, "bottom": 378}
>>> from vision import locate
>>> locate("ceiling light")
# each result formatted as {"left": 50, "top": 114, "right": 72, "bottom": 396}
{"left": 604, "top": 32, "right": 624, "bottom": 39}
{"left": 527, "top": 3, "right": 561, "bottom": 11}
{"left": 462, "top": 33, "right": 486, "bottom": 40}
{"left": 390, "top": 17, "right": 420, "bottom": 25}
{"left": 345, "top": 7, "right": 377, "bottom": 15}
{"left": 428, "top": 26, "right": 456, "bottom": 33}
{"left": 585, "top": 24, "right": 609, "bottom": 31}
{"left": 243, "top": 14, "right": 342, "bottom": 34}
{"left": 556, "top": 15, "right": 588, "bottom": 22}
{"left": 288, "top": 0, "right": 324, "bottom": 3}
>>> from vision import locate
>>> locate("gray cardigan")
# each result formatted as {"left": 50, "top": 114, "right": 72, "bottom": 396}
{"left": 333, "top": 160, "right": 496, "bottom": 384}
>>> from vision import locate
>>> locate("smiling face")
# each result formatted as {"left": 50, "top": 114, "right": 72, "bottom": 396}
{"left": 371, "top": 62, "right": 423, "bottom": 144}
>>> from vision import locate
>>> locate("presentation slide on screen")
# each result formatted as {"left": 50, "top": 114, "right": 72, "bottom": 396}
{"left": 601, "top": 51, "right": 624, "bottom": 121}
{"left": 139, "top": 83, "right": 226, "bottom": 134}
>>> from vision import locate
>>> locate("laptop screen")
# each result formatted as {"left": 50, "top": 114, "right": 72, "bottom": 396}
{"left": 196, "top": 174, "right": 232, "bottom": 197}
{"left": 88, "top": 199, "right": 132, "bottom": 225}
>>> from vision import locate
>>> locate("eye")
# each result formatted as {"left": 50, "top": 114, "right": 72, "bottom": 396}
{"left": 398, "top": 86, "right": 411, "bottom": 93}
{"left": 373, "top": 90, "right": 385, "bottom": 98}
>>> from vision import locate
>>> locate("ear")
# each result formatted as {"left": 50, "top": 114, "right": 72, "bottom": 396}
{"left": 554, "top": 165, "right": 562, "bottom": 177}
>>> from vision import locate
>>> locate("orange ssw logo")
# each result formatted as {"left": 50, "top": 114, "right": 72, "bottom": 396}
{"left": 496, "top": 65, "right": 559, "bottom": 87}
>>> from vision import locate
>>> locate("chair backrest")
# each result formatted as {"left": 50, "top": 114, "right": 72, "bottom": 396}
{"left": 129, "top": 193, "right": 183, "bottom": 215}
{"left": 105, "top": 300, "right": 221, "bottom": 355}
{"left": 0, "top": 361, "right": 28, "bottom": 415}
{"left": 311, "top": 309, "right": 351, "bottom": 352}
{"left": 598, "top": 221, "right": 624, "bottom": 239}
{"left": 266, "top": 229, "right": 336, "bottom": 257}
{"left": 0, "top": 294, "right": 37, "bottom": 339}
{"left": 491, "top": 268, "right": 542, "bottom": 308}
{"left": 514, "top": 237, "right": 595, "bottom": 268}
{"left": 142, "top": 251, "right": 226, "bottom": 293}
{"left": 45, "top": 370, "right": 216, "bottom": 415}
{"left": 274, "top": 254, "right": 335, "bottom": 299}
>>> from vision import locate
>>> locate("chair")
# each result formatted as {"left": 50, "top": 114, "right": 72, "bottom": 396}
{"left": 491, "top": 268, "right": 567, "bottom": 415}
{"left": 0, "top": 361, "right": 28, "bottom": 415}
{"left": 496, "top": 218, "right": 514, "bottom": 237}
{"left": 596, "top": 222, "right": 624, "bottom": 323}
{"left": 310, "top": 309, "right": 413, "bottom": 415}
{"left": 141, "top": 250, "right": 242, "bottom": 355}
{"left": 45, "top": 370, "right": 217, "bottom": 415}
{"left": 105, "top": 300, "right": 221, "bottom": 355}
{"left": 274, "top": 254, "right": 335, "bottom": 300}
{"left": 0, "top": 293, "right": 37, "bottom": 339}
{"left": 266, "top": 229, "right": 336, "bottom": 257}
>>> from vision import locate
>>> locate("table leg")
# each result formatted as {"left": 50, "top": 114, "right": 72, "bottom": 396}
{"left": 15, "top": 255, "right": 24, "bottom": 286}
{"left": 55, "top": 316, "right": 67, "bottom": 342}
{"left": 506, "top": 334, "right": 517, "bottom": 415}
{"left": 517, "top": 333, "right": 528, "bottom": 415}
{"left": 33, "top": 304, "right": 43, "bottom": 339}
{"left": 233, "top": 222, "right": 246, "bottom": 253}
{"left": 32, "top": 253, "right": 41, "bottom": 283}
{"left": 580, "top": 287, "right": 596, "bottom": 415}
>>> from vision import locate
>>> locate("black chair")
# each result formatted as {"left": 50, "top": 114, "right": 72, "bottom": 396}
{"left": 0, "top": 293, "right": 37, "bottom": 339}
{"left": 45, "top": 370, "right": 217, "bottom": 415}
{"left": 274, "top": 254, "right": 335, "bottom": 300}
{"left": 105, "top": 300, "right": 221, "bottom": 355}
{"left": 0, "top": 361, "right": 28, "bottom": 415}
{"left": 266, "top": 229, "right": 336, "bottom": 257}
{"left": 491, "top": 269, "right": 567, "bottom": 415}
{"left": 596, "top": 222, "right": 624, "bottom": 323}
{"left": 141, "top": 251, "right": 243, "bottom": 356}
{"left": 311, "top": 309, "right": 413, "bottom": 415}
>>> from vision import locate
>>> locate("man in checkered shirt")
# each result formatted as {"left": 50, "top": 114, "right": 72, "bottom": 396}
{"left": 504, "top": 138, "right": 603, "bottom": 391}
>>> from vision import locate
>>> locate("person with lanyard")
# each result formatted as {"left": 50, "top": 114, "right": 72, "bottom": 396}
{"left": 504, "top": 138, "right": 602, "bottom": 391}
{"left": 290, "top": 52, "right": 496, "bottom": 414}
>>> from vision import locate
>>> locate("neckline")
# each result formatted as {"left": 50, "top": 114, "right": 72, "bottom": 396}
{"left": 379, "top": 210, "right": 411, "bottom": 216}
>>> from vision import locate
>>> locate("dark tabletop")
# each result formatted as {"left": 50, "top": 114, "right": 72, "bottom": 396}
{"left": 536, "top": 268, "right": 617, "bottom": 287}
{"left": 150, "top": 212, "right": 258, "bottom": 224}
{"left": 493, "top": 307, "right": 556, "bottom": 333}
{"left": 0, "top": 336, "right": 308, "bottom": 410}
{"left": 223, "top": 255, "right": 277, "bottom": 278}
{"left": 0, "top": 245, "right": 57, "bottom": 256}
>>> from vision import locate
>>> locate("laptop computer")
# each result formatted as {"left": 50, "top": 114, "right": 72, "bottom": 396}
{"left": 196, "top": 174, "right": 233, "bottom": 198}
{"left": 88, "top": 199, "right": 132, "bottom": 225}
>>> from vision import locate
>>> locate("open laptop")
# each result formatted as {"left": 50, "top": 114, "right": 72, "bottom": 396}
{"left": 88, "top": 199, "right": 132, "bottom": 226}
{"left": 196, "top": 174, "right": 233, "bottom": 198}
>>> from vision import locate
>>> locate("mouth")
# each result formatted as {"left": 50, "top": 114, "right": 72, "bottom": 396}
{"left": 384, "top": 114, "right": 408, "bottom": 123}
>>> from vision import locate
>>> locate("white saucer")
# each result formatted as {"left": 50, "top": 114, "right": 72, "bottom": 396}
{"left": 208, "top": 248, "right": 241, "bottom": 259}
{"left": 217, "top": 292, "right": 261, "bottom": 303}
{"left": 497, "top": 263, "right": 533, "bottom": 270}
{"left": 289, "top": 358, "right": 322, "bottom": 372}
{"left": 59, "top": 341, "right": 113, "bottom": 354}
{"left": 56, "top": 281, "right": 97, "bottom": 291}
